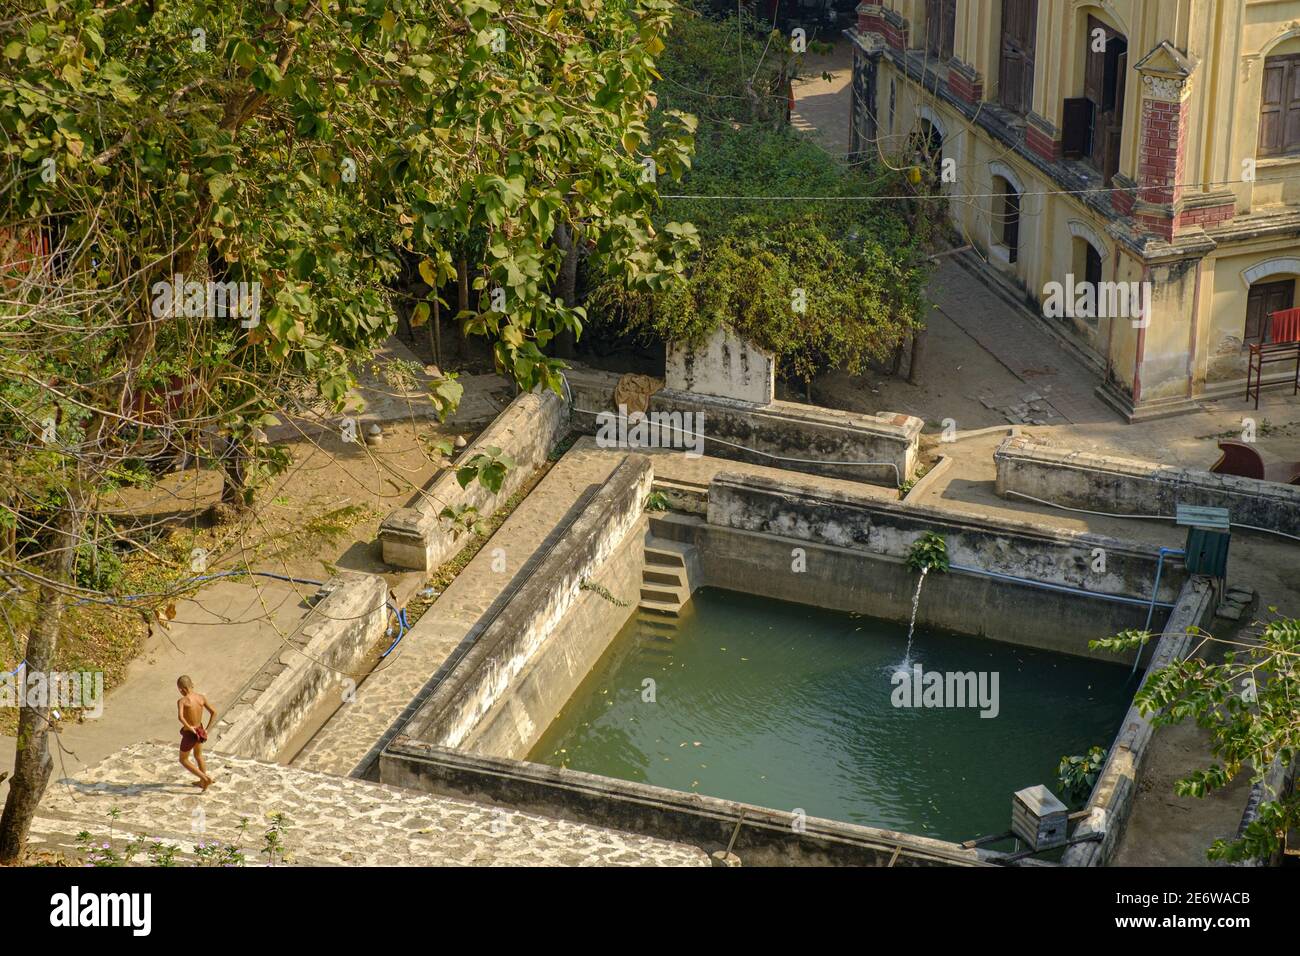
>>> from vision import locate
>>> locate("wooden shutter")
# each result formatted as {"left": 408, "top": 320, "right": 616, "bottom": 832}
{"left": 1102, "top": 51, "right": 1127, "bottom": 183}
{"left": 1084, "top": 245, "right": 1103, "bottom": 288}
{"left": 942, "top": 0, "right": 956, "bottom": 61}
{"left": 1260, "top": 59, "right": 1287, "bottom": 156}
{"left": 1002, "top": 187, "right": 1021, "bottom": 262}
{"left": 1287, "top": 59, "right": 1300, "bottom": 153}
{"left": 999, "top": 0, "right": 1037, "bottom": 113}
{"left": 1246, "top": 280, "right": 1296, "bottom": 343}
{"left": 1020, "top": 0, "right": 1037, "bottom": 111}
{"left": 927, "top": 0, "right": 956, "bottom": 60}
{"left": 1062, "top": 97, "right": 1094, "bottom": 158}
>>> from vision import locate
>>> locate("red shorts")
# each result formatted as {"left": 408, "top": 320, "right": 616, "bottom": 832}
{"left": 180, "top": 728, "right": 206, "bottom": 752}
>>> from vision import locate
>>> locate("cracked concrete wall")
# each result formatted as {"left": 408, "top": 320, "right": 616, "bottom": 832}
{"left": 1063, "top": 577, "right": 1217, "bottom": 866}
{"left": 214, "top": 572, "right": 388, "bottom": 762}
{"left": 460, "top": 513, "right": 646, "bottom": 759}
{"left": 665, "top": 326, "right": 775, "bottom": 405}
{"left": 392, "top": 454, "right": 653, "bottom": 753}
{"left": 697, "top": 471, "right": 1189, "bottom": 659}
{"left": 995, "top": 434, "right": 1300, "bottom": 537}
{"left": 380, "top": 739, "right": 990, "bottom": 867}
{"left": 563, "top": 365, "right": 921, "bottom": 487}
{"left": 379, "top": 389, "right": 569, "bottom": 571}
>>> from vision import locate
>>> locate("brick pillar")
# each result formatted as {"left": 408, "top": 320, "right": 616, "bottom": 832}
{"left": 1132, "top": 71, "right": 1191, "bottom": 241}
{"left": 857, "top": 3, "right": 886, "bottom": 36}
{"left": 947, "top": 60, "right": 984, "bottom": 106}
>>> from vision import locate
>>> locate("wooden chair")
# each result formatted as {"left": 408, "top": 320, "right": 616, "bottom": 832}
{"left": 1209, "top": 440, "right": 1300, "bottom": 485}
{"left": 1246, "top": 307, "right": 1300, "bottom": 409}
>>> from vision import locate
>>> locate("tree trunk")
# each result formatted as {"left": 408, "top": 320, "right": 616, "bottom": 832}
{"left": 429, "top": 293, "right": 442, "bottom": 370}
{"left": 456, "top": 256, "right": 470, "bottom": 360}
{"left": 0, "top": 500, "right": 79, "bottom": 863}
{"left": 890, "top": 344, "right": 904, "bottom": 376}
{"left": 553, "top": 222, "right": 579, "bottom": 358}
{"left": 219, "top": 434, "right": 250, "bottom": 512}
{"left": 908, "top": 328, "right": 928, "bottom": 385}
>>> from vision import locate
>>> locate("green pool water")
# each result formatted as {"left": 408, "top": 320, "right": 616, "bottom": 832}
{"left": 528, "top": 587, "right": 1133, "bottom": 843}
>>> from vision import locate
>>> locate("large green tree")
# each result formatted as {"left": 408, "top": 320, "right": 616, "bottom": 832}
{"left": 0, "top": 0, "right": 693, "bottom": 862}
{"left": 588, "top": 4, "right": 936, "bottom": 391}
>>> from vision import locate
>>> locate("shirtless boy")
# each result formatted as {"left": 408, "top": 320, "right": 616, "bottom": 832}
{"left": 177, "top": 675, "right": 216, "bottom": 789}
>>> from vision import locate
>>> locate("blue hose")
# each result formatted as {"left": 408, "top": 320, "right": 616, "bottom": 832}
{"left": 1131, "top": 547, "right": 1185, "bottom": 676}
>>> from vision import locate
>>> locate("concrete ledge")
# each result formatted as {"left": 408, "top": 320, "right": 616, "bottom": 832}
{"left": 379, "top": 741, "right": 991, "bottom": 867}
{"left": 213, "top": 573, "right": 389, "bottom": 761}
{"left": 563, "top": 366, "right": 921, "bottom": 488}
{"left": 1063, "top": 577, "right": 1217, "bottom": 866}
{"left": 397, "top": 454, "right": 653, "bottom": 750}
{"left": 379, "top": 389, "right": 569, "bottom": 570}
{"left": 995, "top": 435, "right": 1300, "bottom": 537}
{"left": 706, "top": 471, "right": 1187, "bottom": 605}
{"left": 462, "top": 512, "right": 647, "bottom": 759}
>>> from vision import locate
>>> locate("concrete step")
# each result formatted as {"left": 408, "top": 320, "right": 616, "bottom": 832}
{"left": 647, "top": 512, "right": 705, "bottom": 544}
{"left": 640, "top": 585, "right": 687, "bottom": 604}
{"left": 638, "top": 599, "right": 682, "bottom": 617}
{"left": 643, "top": 568, "right": 685, "bottom": 587}
{"left": 644, "top": 546, "right": 686, "bottom": 569}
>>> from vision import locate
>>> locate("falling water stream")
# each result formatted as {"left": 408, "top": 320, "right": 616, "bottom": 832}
{"left": 902, "top": 566, "right": 929, "bottom": 666}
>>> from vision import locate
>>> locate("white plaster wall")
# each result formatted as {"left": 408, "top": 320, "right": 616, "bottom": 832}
{"left": 665, "top": 326, "right": 775, "bottom": 405}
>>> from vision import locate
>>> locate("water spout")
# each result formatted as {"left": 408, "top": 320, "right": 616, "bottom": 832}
{"left": 902, "top": 565, "right": 929, "bottom": 666}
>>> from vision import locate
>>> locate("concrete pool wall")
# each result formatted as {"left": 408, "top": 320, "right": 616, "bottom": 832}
{"left": 378, "top": 462, "right": 1193, "bottom": 864}
{"left": 698, "top": 472, "right": 1184, "bottom": 662}
{"left": 396, "top": 453, "right": 652, "bottom": 756}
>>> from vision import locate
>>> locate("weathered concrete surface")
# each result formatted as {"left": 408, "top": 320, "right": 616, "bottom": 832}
{"left": 665, "top": 326, "right": 775, "bottom": 405}
{"left": 995, "top": 434, "right": 1300, "bottom": 537}
{"left": 400, "top": 455, "right": 652, "bottom": 752}
{"left": 381, "top": 741, "right": 992, "bottom": 867}
{"left": 30, "top": 743, "right": 708, "bottom": 866}
{"left": 1064, "top": 577, "right": 1217, "bottom": 866}
{"left": 565, "top": 366, "right": 921, "bottom": 487}
{"left": 379, "top": 389, "right": 568, "bottom": 570}
{"left": 689, "top": 520, "right": 1151, "bottom": 662}
{"left": 213, "top": 573, "right": 389, "bottom": 762}
{"left": 707, "top": 472, "right": 1186, "bottom": 605}
{"left": 292, "top": 442, "right": 631, "bottom": 778}
{"left": 463, "top": 516, "right": 646, "bottom": 759}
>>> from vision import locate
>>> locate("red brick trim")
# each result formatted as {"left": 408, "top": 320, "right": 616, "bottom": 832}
{"left": 1025, "top": 122, "right": 1061, "bottom": 163}
{"left": 947, "top": 63, "right": 983, "bottom": 105}
{"left": 1175, "top": 202, "right": 1235, "bottom": 230}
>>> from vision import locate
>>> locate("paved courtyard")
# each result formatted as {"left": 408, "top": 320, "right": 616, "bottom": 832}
{"left": 30, "top": 743, "right": 709, "bottom": 866}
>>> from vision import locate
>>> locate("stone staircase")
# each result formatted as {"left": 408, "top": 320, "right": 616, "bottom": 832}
{"left": 633, "top": 537, "right": 697, "bottom": 662}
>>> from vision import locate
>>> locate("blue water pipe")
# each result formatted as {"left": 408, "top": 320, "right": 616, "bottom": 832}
{"left": 1131, "top": 547, "right": 1185, "bottom": 676}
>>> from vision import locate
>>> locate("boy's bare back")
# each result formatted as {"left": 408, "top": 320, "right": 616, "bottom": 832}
{"left": 178, "top": 691, "right": 207, "bottom": 729}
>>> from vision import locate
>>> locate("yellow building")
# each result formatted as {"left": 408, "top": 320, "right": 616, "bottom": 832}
{"left": 850, "top": 0, "right": 1300, "bottom": 419}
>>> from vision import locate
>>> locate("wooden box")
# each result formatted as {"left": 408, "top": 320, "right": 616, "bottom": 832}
{"left": 1012, "top": 785, "right": 1069, "bottom": 850}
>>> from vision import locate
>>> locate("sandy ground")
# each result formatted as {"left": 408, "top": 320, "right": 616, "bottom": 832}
{"left": 2, "top": 348, "right": 505, "bottom": 803}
